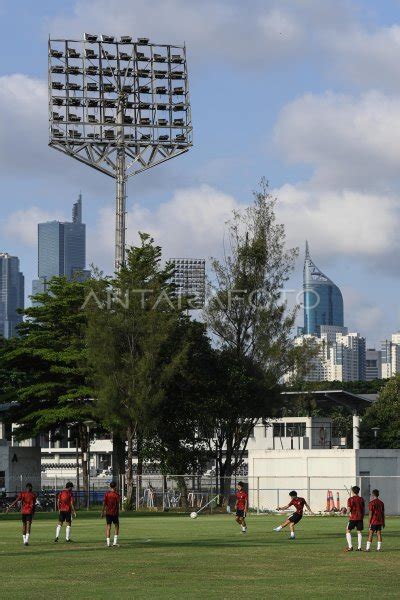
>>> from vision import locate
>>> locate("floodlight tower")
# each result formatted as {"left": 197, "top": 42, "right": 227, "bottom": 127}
{"left": 48, "top": 34, "right": 193, "bottom": 269}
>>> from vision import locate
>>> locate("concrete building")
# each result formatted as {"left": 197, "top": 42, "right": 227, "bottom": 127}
{"left": 381, "top": 334, "right": 400, "bottom": 378}
{"left": 0, "top": 406, "right": 41, "bottom": 492}
{"left": 294, "top": 330, "right": 366, "bottom": 382}
{"left": 247, "top": 416, "right": 400, "bottom": 514}
{"left": 32, "top": 194, "right": 90, "bottom": 295}
{"left": 0, "top": 253, "right": 24, "bottom": 338}
{"left": 366, "top": 349, "right": 382, "bottom": 380}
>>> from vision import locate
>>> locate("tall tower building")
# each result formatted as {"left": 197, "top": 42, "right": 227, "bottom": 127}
{"left": 32, "top": 194, "right": 89, "bottom": 295}
{"left": 0, "top": 253, "right": 24, "bottom": 338}
{"left": 303, "top": 241, "right": 344, "bottom": 336}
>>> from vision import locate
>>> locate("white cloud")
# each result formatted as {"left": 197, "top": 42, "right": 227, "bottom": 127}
{"left": 2, "top": 207, "right": 66, "bottom": 247}
{"left": 275, "top": 183, "right": 400, "bottom": 262}
{"left": 325, "top": 24, "right": 400, "bottom": 91}
{"left": 88, "top": 184, "right": 242, "bottom": 271}
{"left": 274, "top": 91, "right": 400, "bottom": 188}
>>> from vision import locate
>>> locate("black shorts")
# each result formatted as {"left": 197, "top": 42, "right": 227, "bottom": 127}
{"left": 347, "top": 519, "right": 363, "bottom": 531}
{"left": 22, "top": 514, "right": 33, "bottom": 524}
{"left": 289, "top": 513, "right": 302, "bottom": 524}
{"left": 369, "top": 524, "right": 382, "bottom": 532}
{"left": 106, "top": 515, "right": 119, "bottom": 525}
{"left": 59, "top": 511, "right": 72, "bottom": 524}
{"left": 236, "top": 509, "right": 246, "bottom": 518}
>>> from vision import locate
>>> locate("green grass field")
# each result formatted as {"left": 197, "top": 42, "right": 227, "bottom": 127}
{"left": 0, "top": 512, "right": 399, "bottom": 599}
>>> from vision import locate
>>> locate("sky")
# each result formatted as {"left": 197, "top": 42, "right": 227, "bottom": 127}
{"left": 1, "top": 0, "right": 400, "bottom": 347}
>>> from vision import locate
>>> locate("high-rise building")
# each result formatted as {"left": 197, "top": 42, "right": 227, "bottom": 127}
{"left": 381, "top": 334, "right": 400, "bottom": 378}
{"left": 0, "top": 253, "right": 24, "bottom": 338}
{"left": 32, "top": 194, "right": 89, "bottom": 295}
{"left": 170, "top": 258, "right": 206, "bottom": 308}
{"left": 303, "top": 242, "right": 344, "bottom": 336}
{"left": 294, "top": 330, "right": 366, "bottom": 382}
{"left": 366, "top": 349, "right": 382, "bottom": 381}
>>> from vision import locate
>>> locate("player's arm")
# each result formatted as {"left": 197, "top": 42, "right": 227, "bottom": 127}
{"left": 244, "top": 494, "right": 248, "bottom": 515}
{"left": 100, "top": 498, "right": 106, "bottom": 518}
{"left": 383, "top": 505, "right": 385, "bottom": 528}
{"left": 56, "top": 493, "right": 60, "bottom": 511}
{"left": 304, "top": 501, "right": 313, "bottom": 514}
{"left": 70, "top": 495, "right": 77, "bottom": 518}
{"left": 5, "top": 494, "right": 20, "bottom": 513}
{"left": 277, "top": 502, "right": 290, "bottom": 510}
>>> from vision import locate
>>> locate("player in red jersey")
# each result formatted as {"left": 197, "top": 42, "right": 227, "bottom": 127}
{"left": 54, "top": 481, "right": 76, "bottom": 543}
{"left": 101, "top": 481, "right": 121, "bottom": 547}
{"left": 6, "top": 482, "right": 37, "bottom": 545}
{"left": 366, "top": 489, "right": 385, "bottom": 552}
{"left": 345, "top": 485, "right": 365, "bottom": 552}
{"left": 274, "top": 490, "right": 313, "bottom": 540}
{"left": 235, "top": 481, "right": 248, "bottom": 533}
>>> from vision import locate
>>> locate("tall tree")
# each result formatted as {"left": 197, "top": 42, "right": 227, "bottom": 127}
{"left": 360, "top": 375, "right": 400, "bottom": 448}
{"left": 2, "top": 277, "right": 94, "bottom": 495}
{"left": 85, "top": 234, "right": 183, "bottom": 507}
{"left": 204, "top": 179, "right": 303, "bottom": 497}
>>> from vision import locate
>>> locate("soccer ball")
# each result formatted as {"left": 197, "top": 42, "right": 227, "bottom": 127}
{"left": 190, "top": 512, "right": 198, "bottom": 519}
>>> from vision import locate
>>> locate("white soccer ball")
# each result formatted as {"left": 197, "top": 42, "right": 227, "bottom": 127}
{"left": 190, "top": 512, "right": 198, "bottom": 519}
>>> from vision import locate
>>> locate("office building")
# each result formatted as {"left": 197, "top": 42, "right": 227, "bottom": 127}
{"left": 366, "top": 349, "right": 382, "bottom": 381}
{"left": 32, "top": 194, "right": 89, "bottom": 295}
{"left": 303, "top": 242, "right": 344, "bottom": 336}
{"left": 381, "top": 334, "right": 400, "bottom": 378}
{"left": 0, "top": 253, "right": 24, "bottom": 338}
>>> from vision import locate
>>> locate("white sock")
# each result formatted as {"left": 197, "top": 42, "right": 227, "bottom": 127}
{"left": 366, "top": 541, "right": 371, "bottom": 550}
{"left": 290, "top": 531, "right": 295, "bottom": 538}
{"left": 23, "top": 534, "right": 26, "bottom": 543}
{"left": 377, "top": 541, "right": 382, "bottom": 550}
{"left": 56, "top": 525, "right": 61, "bottom": 539}
{"left": 346, "top": 532, "right": 352, "bottom": 548}
{"left": 113, "top": 535, "right": 118, "bottom": 545}
{"left": 66, "top": 526, "right": 71, "bottom": 541}
{"left": 357, "top": 532, "right": 362, "bottom": 549}
{"left": 107, "top": 537, "right": 111, "bottom": 547}
{"left": 275, "top": 526, "right": 282, "bottom": 531}
{"left": 26, "top": 533, "right": 30, "bottom": 542}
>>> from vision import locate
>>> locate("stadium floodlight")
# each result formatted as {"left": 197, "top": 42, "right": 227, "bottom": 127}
{"left": 48, "top": 34, "right": 193, "bottom": 269}
{"left": 170, "top": 258, "right": 206, "bottom": 308}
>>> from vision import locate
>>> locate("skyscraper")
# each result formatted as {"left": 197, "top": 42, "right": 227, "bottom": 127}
{"left": 32, "top": 194, "right": 89, "bottom": 295}
{"left": 303, "top": 241, "right": 344, "bottom": 336}
{"left": 0, "top": 253, "right": 24, "bottom": 338}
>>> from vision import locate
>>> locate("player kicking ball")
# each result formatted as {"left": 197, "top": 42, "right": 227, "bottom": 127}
{"left": 366, "top": 489, "right": 385, "bottom": 552}
{"left": 274, "top": 490, "right": 312, "bottom": 540}
{"left": 101, "top": 481, "right": 120, "bottom": 547}
{"left": 235, "top": 481, "right": 248, "bottom": 534}
{"left": 54, "top": 481, "right": 77, "bottom": 543}
{"left": 6, "top": 482, "right": 37, "bottom": 546}
{"left": 345, "top": 485, "right": 365, "bottom": 552}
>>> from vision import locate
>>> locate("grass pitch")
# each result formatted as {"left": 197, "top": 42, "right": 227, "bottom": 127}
{"left": 0, "top": 512, "right": 399, "bottom": 599}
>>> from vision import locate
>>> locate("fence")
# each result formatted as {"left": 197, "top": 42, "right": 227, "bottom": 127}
{"left": 4, "top": 474, "right": 400, "bottom": 514}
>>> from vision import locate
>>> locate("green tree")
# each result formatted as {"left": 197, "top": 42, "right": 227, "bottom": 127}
{"left": 360, "top": 375, "right": 400, "bottom": 448}
{"left": 85, "top": 234, "right": 184, "bottom": 507}
{"left": 204, "top": 180, "right": 306, "bottom": 497}
{"left": 2, "top": 277, "right": 94, "bottom": 495}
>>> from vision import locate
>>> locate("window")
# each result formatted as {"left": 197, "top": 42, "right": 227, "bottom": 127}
{"left": 285, "top": 423, "right": 306, "bottom": 437}
{"left": 273, "top": 423, "right": 285, "bottom": 437}
{"left": 0, "top": 471, "right": 5, "bottom": 489}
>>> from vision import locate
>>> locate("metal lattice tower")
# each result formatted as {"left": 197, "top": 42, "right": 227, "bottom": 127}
{"left": 48, "top": 33, "right": 193, "bottom": 269}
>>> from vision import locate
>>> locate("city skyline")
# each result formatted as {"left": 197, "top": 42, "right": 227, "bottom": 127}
{"left": 1, "top": 2, "right": 400, "bottom": 347}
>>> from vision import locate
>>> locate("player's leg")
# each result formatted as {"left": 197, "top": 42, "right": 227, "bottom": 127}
{"left": 25, "top": 517, "right": 32, "bottom": 545}
{"left": 356, "top": 522, "right": 363, "bottom": 551}
{"left": 55, "top": 513, "right": 63, "bottom": 542}
{"left": 345, "top": 523, "right": 354, "bottom": 551}
{"left": 22, "top": 516, "right": 27, "bottom": 545}
{"left": 377, "top": 529, "right": 382, "bottom": 551}
{"left": 241, "top": 515, "right": 247, "bottom": 533}
{"left": 65, "top": 514, "right": 72, "bottom": 541}
{"left": 106, "top": 519, "right": 112, "bottom": 547}
{"left": 274, "top": 518, "right": 290, "bottom": 532}
{"left": 365, "top": 528, "right": 373, "bottom": 551}
{"left": 113, "top": 519, "right": 120, "bottom": 547}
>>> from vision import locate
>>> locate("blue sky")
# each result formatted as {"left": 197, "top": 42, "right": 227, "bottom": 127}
{"left": 1, "top": 0, "right": 400, "bottom": 346}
